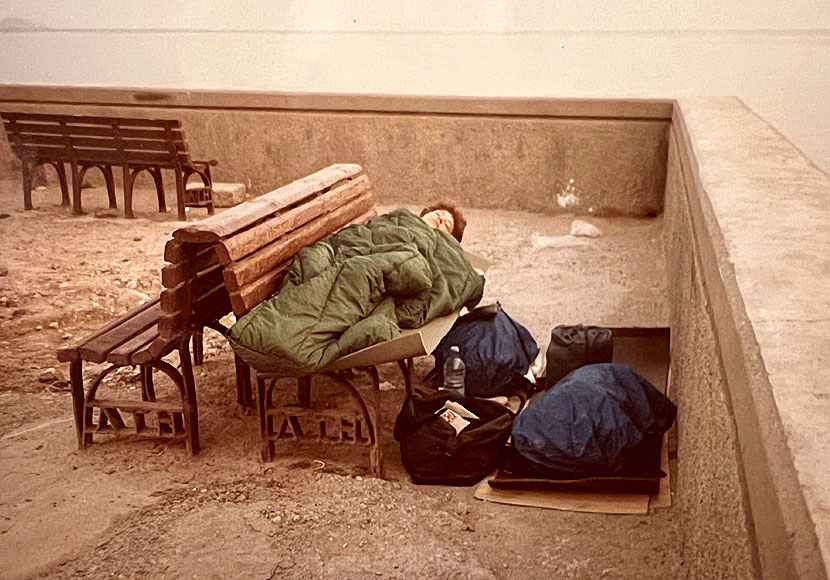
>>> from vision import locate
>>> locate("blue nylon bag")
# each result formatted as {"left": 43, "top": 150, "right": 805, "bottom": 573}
{"left": 511, "top": 362, "right": 676, "bottom": 475}
{"left": 432, "top": 306, "right": 539, "bottom": 398}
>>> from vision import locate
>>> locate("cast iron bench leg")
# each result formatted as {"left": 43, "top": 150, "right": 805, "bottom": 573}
{"left": 69, "top": 360, "right": 86, "bottom": 449}
{"left": 234, "top": 355, "right": 253, "bottom": 412}
{"left": 179, "top": 335, "right": 200, "bottom": 454}
{"left": 51, "top": 162, "right": 70, "bottom": 207}
{"left": 149, "top": 167, "right": 166, "bottom": 213}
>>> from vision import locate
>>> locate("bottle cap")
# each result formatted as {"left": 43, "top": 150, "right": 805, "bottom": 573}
{"left": 450, "top": 345, "right": 460, "bottom": 353}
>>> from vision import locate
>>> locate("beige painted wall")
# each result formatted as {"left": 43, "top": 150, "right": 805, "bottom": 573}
{"left": 0, "top": 2, "right": 828, "bottom": 174}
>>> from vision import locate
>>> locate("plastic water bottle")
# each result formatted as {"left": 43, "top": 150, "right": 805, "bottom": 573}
{"left": 441, "top": 346, "right": 466, "bottom": 398}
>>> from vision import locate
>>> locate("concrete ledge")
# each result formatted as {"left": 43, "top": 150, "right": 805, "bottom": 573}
{"left": 0, "top": 85, "right": 670, "bottom": 216}
{"left": 0, "top": 84, "right": 674, "bottom": 119}
{"left": 675, "top": 97, "right": 829, "bottom": 579}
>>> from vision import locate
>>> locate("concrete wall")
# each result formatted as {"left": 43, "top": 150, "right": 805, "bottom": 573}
{"left": 671, "top": 99, "right": 830, "bottom": 580}
{"left": 663, "top": 132, "right": 758, "bottom": 578}
{"left": 0, "top": 88, "right": 670, "bottom": 216}
{"left": 0, "top": 1, "right": 827, "bottom": 174}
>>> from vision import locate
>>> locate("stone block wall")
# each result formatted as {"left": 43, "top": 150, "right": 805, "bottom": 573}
{"left": 663, "top": 130, "right": 758, "bottom": 578}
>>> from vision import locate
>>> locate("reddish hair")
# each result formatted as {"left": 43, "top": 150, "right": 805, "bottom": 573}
{"left": 420, "top": 202, "right": 467, "bottom": 242}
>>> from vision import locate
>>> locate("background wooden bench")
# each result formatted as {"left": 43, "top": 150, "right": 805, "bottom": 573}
{"left": 1, "top": 111, "right": 216, "bottom": 220}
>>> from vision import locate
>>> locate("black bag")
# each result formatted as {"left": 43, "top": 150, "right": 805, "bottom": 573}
{"left": 431, "top": 302, "right": 539, "bottom": 398}
{"left": 544, "top": 324, "right": 614, "bottom": 388}
{"left": 394, "top": 391, "right": 515, "bottom": 486}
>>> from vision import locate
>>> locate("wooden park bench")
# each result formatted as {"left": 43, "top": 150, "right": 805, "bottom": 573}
{"left": 56, "top": 164, "right": 390, "bottom": 468}
{"left": 172, "top": 163, "right": 400, "bottom": 476}
{"left": 1, "top": 111, "right": 216, "bottom": 221}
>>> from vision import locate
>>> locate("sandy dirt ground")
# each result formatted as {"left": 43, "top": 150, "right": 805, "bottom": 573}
{"left": 0, "top": 181, "right": 680, "bottom": 580}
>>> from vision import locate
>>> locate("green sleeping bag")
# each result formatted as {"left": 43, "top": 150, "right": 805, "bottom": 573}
{"left": 227, "top": 208, "right": 485, "bottom": 375}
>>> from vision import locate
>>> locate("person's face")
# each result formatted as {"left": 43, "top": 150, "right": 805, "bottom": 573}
{"left": 422, "top": 209, "right": 454, "bottom": 236}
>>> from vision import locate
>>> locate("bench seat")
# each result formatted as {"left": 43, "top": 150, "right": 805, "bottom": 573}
{"left": 57, "top": 299, "right": 177, "bottom": 367}
{"left": 57, "top": 297, "right": 200, "bottom": 452}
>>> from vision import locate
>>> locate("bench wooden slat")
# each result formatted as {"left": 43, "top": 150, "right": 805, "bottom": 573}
{"left": 107, "top": 326, "right": 160, "bottom": 366}
{"left": 2, "top": 112, "right": 181, "bottom": 128}
{"left": 161, "top": 246, "right": 226, "bottom": 288}
{"left": 160, "top": 264, "right": 225, "bottom": 312}
{"left": 219, "top": 174, "right": 370, "bottom": 263}
{"left": 163, "top": 240, "right": 217, "bottom": 264}
{"left": 11, "top": 133, "right": 185, "bottom": 152}
{"left": 131, "top": 334, "right": 179, "bottom": 365}
{"left": 77, "top": 303, "right": 164, "bottom": 363}
{"left": 4, "top": 120, "right": 186, "bottom": 141}
{"left": 157, "top": 283, "right": 232, "bottom": 338}
{"left": 349, "top": 207, "right": 379, "bottom": 225}
{"left": 27, "top": 145, "right": 191, "bottom": 167}
{"left": 228, "top": 262, "right": 291, "bottom": 317}
{"left": 223, "top": 193, "right": 375, "bottom": 291}
{"left": 57, "top": 298, "right": 161, "bottom": 362}
{"left": 173, "top": 164, "right": 364, "bottom": 243}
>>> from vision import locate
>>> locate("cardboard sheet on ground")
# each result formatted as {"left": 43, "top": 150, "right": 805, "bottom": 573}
{"left": 323, "top": 252, "right": 492, "bottom": 371}
{"left": 474, "top": 328, "right": 673, "bottom": 514}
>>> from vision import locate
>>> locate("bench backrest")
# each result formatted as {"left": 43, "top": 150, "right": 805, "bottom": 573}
{"left": 1, "top": 111, "right": 194, "bottom": 168}
{"left": 163, "top": 163, "right": 376, "bottom": 337}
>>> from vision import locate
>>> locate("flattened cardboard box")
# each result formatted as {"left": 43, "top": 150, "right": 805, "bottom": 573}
{"left": 475, "top": 327, "right": 673, "bottom": 514}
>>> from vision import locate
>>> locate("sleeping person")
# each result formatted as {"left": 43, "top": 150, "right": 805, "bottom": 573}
{"left": 227, "top": 204, "right": 484, "bottom": 376}
{"left": 419, "top": 202, "right": 467, "bottom": 242}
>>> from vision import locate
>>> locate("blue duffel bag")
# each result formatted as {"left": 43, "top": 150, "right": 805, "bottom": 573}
{"left": 511, "top": 362, "right": 676, "bottom": 476}
{"left": 431, "top": 303, "right": 539, "bottom": 398}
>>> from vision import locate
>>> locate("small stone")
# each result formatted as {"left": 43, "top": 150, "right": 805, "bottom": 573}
{"left": 133, "top": 237, "right": 142, "bottom": 242}
{"left": 59, "top": 282, "right": 71, "bottom": 289}
{"left": 61, "top": 333, "right": 72, "bottom": 340}
{"left": 35, "top": 325, "right": 43, "bottom": 331}
{"left": 202, "top": 182, "right": 247, "bottom": 208}
{"left": 570, "top": 219, "right": 602, "bottom": 238}
{"left": 48, "top": 321, "right": 59, "bottom": 329}
{"left": 0, "top": 266, "right": 8, "bottom": 276}
{"left": 12, "top": 309, "right": 29, "bottom": 318}
{"left": 126, "top": 280, "right": 138, "bottom": 290}
{"left": 39, "top": 368, "right": 66, "bottom": 383}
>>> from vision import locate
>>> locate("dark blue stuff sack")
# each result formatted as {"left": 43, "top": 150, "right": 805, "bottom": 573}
{"left": 432, "top": 305, "right": 539, "bottom": 398}
{"left": 511, "top": 362, "right": 676, "bottom": 476}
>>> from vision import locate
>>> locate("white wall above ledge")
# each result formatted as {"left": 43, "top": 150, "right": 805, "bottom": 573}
{"left": 0, "top": 2, "right": 828, "bottom": 174}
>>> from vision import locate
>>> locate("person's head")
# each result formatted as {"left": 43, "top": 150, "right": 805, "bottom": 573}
{"left": 420, "top": 202, "right": 467, "bottom": 242}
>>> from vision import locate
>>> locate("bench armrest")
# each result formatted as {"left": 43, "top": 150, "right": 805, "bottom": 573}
{"left": 183, "top": 164, "right": 214, "bottom": 188}
{"left": 190, "top": 159, "right": 219, "bottom": 168}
